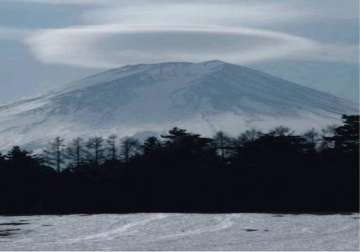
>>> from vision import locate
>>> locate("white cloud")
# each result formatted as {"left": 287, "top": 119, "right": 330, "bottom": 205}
{"left": 26, "top": 24, "right": 318, "bottom": 68}
{"left": 8, "top": 0, "right": 357, "bottom": 68}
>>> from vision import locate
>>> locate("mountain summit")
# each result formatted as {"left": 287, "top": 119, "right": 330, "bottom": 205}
{"left": 0, "top": 60, "right": 357, "bottom": 150}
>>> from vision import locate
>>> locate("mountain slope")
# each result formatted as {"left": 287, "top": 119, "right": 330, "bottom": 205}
{"left": 0, "top": 60, "right": 357, "bottom": 150}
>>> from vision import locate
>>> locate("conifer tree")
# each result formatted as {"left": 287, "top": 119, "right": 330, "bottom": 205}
{"left": 66, "top": 137, "right": 84, "bottom": 169}
{"left": 86, "top": 137, "right": 104, "bottom": 167}
{"left": 44, "top": 137, "right": 65, "bottom": 173}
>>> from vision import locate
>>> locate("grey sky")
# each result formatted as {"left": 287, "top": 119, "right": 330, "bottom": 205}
{"left": 0, "top": 0, "right": 358, "bottom": 104}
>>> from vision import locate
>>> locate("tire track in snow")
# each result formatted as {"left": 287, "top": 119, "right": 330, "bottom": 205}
{"left": 37, "top": 214, "right": 169, "bottom": 246}
{"left": 156, "top": 215, "right": 234, "bottom": 241}
{"left": 69, "top": 214, "right": 169, "bottom": 243}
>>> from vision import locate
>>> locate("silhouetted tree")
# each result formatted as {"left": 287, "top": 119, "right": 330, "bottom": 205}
{"left": 120, "top": 137, "right": 140, "bottom": 163}
{"left": 268, "top": 126, "right": 293, "bottom": 137}
{"left": 330, "top": 115, "right": 359, "bottom": 153}
{"left": 320, "top": 124, "right": 337, "bottom": 150}
{"left": 143, "top": 136, "right": 162, "bottom": 155}
{"left": 5, "top": 146, "right": 46, "bottom": 175}
{"left": 66, "top": 137, "right": 84, "bottom": 169}
{"left": 238, "top": 129, "right": 262, "bottom": 144}
{"left": 86, "top": 137, "right": 104, "bottom": 167}
{"left": 6, "top": 146, "right": 31, "bottom": 162}
{"left": 0, "top": 115, "right": 358, "bottom": 214}
{"left": 303, "top": 128, "right": 320, "bottom": 145}
{"left": 162, "top": 127, "right": 213, "bottom": 155}
{"left": 302, "top": 128, "right": 321, "bottom": 153}
{"left": 105, "top": 134, "right": 118, "bottom": 161}
{"left": 0, "top": 152, "right": 4, "bottom": 164}
{"left": 44, "top": 137, "right": 65, "bottom": 173}
{"left": 213, "top": 131, "right": 233, "bottom": 161}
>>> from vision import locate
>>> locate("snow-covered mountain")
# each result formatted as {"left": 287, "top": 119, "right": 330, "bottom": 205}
{"left": 0, "top": 60, "right": 357, "bottom": 150}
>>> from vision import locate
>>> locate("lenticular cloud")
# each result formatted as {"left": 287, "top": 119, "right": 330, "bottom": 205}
{"left": 26, "top": 24, "right": 315, "bottom": 68}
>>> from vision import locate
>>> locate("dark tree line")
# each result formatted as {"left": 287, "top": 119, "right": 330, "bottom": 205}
{"left": 0, "top": 115, "right": 358, "bottom": 214}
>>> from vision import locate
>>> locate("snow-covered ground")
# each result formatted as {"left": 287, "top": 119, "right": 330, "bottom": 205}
{"left": 0, "top": 213, "right": 359, "bottom": 250}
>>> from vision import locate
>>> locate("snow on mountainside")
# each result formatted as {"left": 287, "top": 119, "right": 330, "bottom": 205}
{"left": 0, "top": 60, "right": 357, "bottom": 150}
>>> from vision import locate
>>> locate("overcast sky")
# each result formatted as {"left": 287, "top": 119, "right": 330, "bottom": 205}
{"left": 0, "top": 0, "right": 358, "bottom": 104}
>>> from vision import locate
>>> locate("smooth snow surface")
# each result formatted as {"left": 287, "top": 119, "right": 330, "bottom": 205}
{"left": 0, "top": 213, "right": 359, "bottom": 250}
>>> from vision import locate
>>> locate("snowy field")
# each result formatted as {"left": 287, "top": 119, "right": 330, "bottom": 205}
{"left": 0, "top": 213, "right": 359, "bottom": 251}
